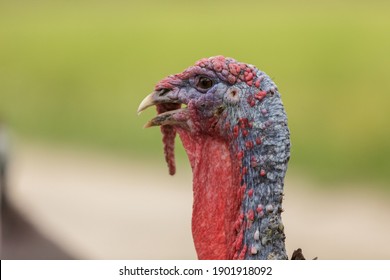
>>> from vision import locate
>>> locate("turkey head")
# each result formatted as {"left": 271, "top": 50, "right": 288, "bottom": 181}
{"left": 138, "top": 56, "right": 290, "bottom": 260}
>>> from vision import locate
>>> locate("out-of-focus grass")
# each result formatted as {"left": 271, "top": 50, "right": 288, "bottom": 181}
{"left": 0, "top": 0, "right": 389, "bottom": 185}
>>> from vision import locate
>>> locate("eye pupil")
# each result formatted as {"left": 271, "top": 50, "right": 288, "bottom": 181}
{"left": 197, "top": 77, "right": 213, "bottom": 90}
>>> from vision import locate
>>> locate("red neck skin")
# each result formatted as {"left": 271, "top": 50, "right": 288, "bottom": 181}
{"left": 178, "top": 130, "right": 241, "bottom": 259}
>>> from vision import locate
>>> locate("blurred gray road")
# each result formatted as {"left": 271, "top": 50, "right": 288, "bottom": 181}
{"left": 2, "top": 142, "right": 390, "bottom": 259}
{"left": 1, "top": 199, "right": 73, "bottom": 259}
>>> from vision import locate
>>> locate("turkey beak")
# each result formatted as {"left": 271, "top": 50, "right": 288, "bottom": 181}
{"left": 143, "top": 108, "right": 188, "bottom": 128}
{"left": 137, "top": 92, "right": 156, "bottom": 115}
{"left": 137, "top": 90, "right": 189, "bottom": 129}
{"left": 137, "top": 89, "right": 180, "bottom": 115}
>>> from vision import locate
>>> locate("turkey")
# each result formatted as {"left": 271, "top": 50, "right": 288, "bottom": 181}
{"left": 138, "top": 56, "right": 291, "bottom": 260}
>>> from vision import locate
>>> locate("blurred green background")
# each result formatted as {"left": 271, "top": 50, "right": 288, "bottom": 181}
{"left": 1, "top": 0, "right": 389, "bottom": 186}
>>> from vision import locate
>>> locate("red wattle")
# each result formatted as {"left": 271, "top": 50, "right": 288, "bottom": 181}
{"left": 177, "top": 130, "right": 241, "bottom": 259}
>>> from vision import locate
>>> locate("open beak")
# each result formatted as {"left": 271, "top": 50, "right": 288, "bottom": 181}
{"left": 137, "top": 90, "right": 189, "bottom": 129}
{"left": 137, "top": 89, "right": 189, "bottom": 176}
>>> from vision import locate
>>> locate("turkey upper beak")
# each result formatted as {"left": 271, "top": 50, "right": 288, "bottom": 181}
{"left": 137, "top": 90, "right": 175, "bottom": 114}
{"left": 137, "top": 90, "right": 189, "bottom": 128}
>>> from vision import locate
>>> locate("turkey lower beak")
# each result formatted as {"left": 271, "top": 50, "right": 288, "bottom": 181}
{"left": 143, "top": 108, "right": 188, "bottom": 128}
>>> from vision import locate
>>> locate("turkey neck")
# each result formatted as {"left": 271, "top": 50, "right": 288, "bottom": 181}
{"left": 177, "top": 131, "right": 240, "bottom": 260}
{"left": 178, "top": 130, "right": 289, "bottom": 260}
{"left": 224, "top": 87, "right": 290, "bottom": 260}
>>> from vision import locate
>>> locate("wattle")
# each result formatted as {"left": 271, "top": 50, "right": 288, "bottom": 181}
{"left": 177, "top": 129, "right": 242, "bottom": 259}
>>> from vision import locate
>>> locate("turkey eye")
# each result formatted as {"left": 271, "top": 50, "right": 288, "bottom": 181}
{"left": 196, "top": 76, "right": 213, "bottom": 91}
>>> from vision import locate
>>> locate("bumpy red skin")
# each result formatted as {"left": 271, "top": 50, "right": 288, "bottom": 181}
{"left": 157, "top": 104, "right": 180, "bottom": 175}
{"left": 153, "top": 56, "right": 289, "bottom": 260}
{"left": 179, "top": 133, "right": 240, "bottom": 259}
